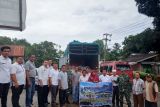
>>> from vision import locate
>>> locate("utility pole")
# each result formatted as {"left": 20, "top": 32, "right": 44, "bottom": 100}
{"left": 102, "top": 33, "right": 112, "bottom": 61}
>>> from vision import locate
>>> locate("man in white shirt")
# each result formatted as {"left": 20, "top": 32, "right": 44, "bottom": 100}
{"left": 49, "top": 63, "right": 59, "bottom": 107}
{"left": 46, "top": 59, "right": 53, "bottom": 104}
{"left": 79, "top": 69, "right": 89, "bottom": 82}
{"left": 37, "top": 60, "right": 50, "bottom": 107}
{"left": 11, "top": 57, "right": 26, "bottom": 107}
{"left": 58, "top": 65, "right": 68, "bottom": 107}
{"left": 0, "top": 46, "right": 12, "bottom": 107}
{"left": 99, "top": 69, "right": 112, "bottom": 82}
{"left": 111, "top": 70, "right": 119, "bottom": 107}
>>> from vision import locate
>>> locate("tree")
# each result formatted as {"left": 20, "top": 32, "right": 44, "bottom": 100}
{"left": 93, "top": 39, "right": 105, "bottom": 60}
{"left": 135, "top": 0, "right": 160, "bottom": 31}
{"left": 122, "top": 28, "right": 160, "bottom": 56}
{"left": 105, "top": 43, "right": 123, "bottom": 61}
{"left": 0, "top": 36, "right": 12, "bottom": 45}
{"left": 94, "top": 39, "right": 123, "bottom": 61}
{"left": 31, "top": 41, "right": 60, "bottom": 67}
{"left": 0, "top": 36, "right": 63, "bottom": 67}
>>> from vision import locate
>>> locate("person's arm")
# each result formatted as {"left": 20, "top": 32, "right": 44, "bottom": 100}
{"left": 37, "top": 67, "right": 43, "bottom": 86}
{"left": 25, "top": 63, "right": 31, "bottom": 87}
{"left": 10, "top": 65, "right": 19, "bottom": 88}
{"left": 154, "top": 82, "right": 159, "bottom": 102}
{"left": 72, "top": 73, "right": 75, "bottom": 83}
{"left": 11, "top": 74, "right": 19, "bottom": 88}
{"left": 58, "top": 73, "right": 62, "bottom": 89}
{"left": 48, "top": 70, "right": 52, "bottom": 87}
{"left": 99, "top": 75, "right": 102, "bottom": 82}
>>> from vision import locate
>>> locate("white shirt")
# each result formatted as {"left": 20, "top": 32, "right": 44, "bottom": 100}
{"left": 79, "top": 75, "right": 89, "bottom": 82}
{"left": 11, "top": 62, "right": 26, "bottom": 85}
{"left": 0, "top": 55, "right": 12, "bottom": 83}
{"left": 38, "top": 66, "right": 49, "bottom": 85}
{"left": 132, "top": 78, "right": 144, "bottom": 95}
{"left": 58, "top": 71, "right": 68, "bottom": 89}
{"left": 111, "top": 75, "right": 119, "bottom": 86}
{"left": 49, "top": 68, "right": 59, "bottom": 85}
{"left": 99, "top": 75, "right": 112, "bottom": 82}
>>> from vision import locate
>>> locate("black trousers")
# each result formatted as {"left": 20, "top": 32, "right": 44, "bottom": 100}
{"left": 112, "top": 86, "right": 119, "bottom": 106}
{"left": 59, "top": 89, "right": 67, "bottom": 107}
{"left": 37, "top": 85, "right": 49, "bottom": 107}
{"left": 51, "top": 85, "right": 58, "bottom": 107}
{"left": 46, "top": 85, "right": 50, "bottom": 103}
{"left": 11, "top": 85, "right": 24, "bottom": 107}
{"left": 145, "top": 100, "right": 157, "bottom": 107}
{"left": 0, "top": 83, "right": 10, "bottom": 107}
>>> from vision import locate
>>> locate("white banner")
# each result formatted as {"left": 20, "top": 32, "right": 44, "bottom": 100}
{"left": 0, "top": 0, "right": 26, "bottom": 31}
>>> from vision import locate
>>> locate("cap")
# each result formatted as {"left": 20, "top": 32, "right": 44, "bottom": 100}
{"left": 146, "top": 74, "right": 152, "bottom": 78}
{"left": 112, "top": 69, "right": 116, "bottom": 73}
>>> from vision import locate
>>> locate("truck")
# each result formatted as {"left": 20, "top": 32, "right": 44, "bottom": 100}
{"left": 100, "top": 61, "right": 134, "bottom": 80}
{"left": 59, "top": 41, "right": 100, "bottom": 69}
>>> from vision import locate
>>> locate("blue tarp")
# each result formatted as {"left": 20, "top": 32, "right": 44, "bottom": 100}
{"left": 79, "top": 82, "right": 113, "bottom": 106}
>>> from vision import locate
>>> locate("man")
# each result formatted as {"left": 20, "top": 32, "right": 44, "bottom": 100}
{"left": 99, "top": 69, "right": 112, "bottom": 82}
{"left": 58, "top": 65, "right": 68, "bottom": 107}
{"left": 132, "top": 72, "right": 144, "bottom": 107}
{"left": 49, "top": 63, "right": 59, "bottom": 107}
{"left": 144, "top": 74, "right": 158, "bottom": 107}
{"left": 79, "top": 69, "right": 89, "bottom": 82}
{"left": 37, "top": 60, "right": 50, "bottom": 107}
{"left": 111, "top": 70, "right": 119, "bottom": 107}
{"left": 25, "top": 55, "right": 36, "bottom": 107}
{"left": 72, "top": 67, "right": 81, "bottom": 104}
{"left": 11, "top": 57, "right": 26, "bottom": 107}
{"left": 0, "top": 46, "right": 12, "bottom": 107}
{"left": 46, "top": 59, "right": 53, "bottom": 105}
{"left": 117, "top": 70, "right": 131, "bottom": 107}
{"left": 66, "top": 64, "right": 73, "bottom": 104}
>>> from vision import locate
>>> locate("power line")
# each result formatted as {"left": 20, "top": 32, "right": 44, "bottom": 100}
{"left": 109, "top": 17, "right": 152, "bottom": 33}
{"left": 112, "top": 23, "right": 151, "bottom": 35}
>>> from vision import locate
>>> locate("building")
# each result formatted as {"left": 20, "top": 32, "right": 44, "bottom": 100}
{"left": 126, "top": 53, "right": 160, "bottom": 74}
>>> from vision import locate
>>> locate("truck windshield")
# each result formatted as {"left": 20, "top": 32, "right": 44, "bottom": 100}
{"left": 116, "top": 64, "right": 131, "bottom": 71}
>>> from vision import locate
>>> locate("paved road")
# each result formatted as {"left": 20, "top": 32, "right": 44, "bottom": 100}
{"left": 2, "top": 89, "right": 160, "bottom": 107}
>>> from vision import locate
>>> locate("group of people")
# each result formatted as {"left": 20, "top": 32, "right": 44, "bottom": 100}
{"left": 0, "top": 46, "right": 159, "bottom": 107}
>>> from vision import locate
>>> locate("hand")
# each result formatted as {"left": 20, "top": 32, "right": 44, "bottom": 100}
{"left": 59, "top": 86, "right": 62, "bottom": 89}
{"left": 40, "top": 82, "right": 43, "bottom": 87}
{"left": 154, "top": 97, "right": 158, "bottom": 102}
{"left": 15, "top": 82, "right": 19, "bottom": 88}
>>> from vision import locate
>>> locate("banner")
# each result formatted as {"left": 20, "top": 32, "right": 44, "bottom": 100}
{"left": 79, "top": 82, "right": 112, "bottom": 107}
{"left": 0, "top": 0, "right": 26, "bottom": 31}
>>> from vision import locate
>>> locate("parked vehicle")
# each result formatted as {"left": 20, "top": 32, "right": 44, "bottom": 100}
{"left": 100, "top": 61, "right": 134, "bottom": 80}
{"left": 59, "top": 41, "right": 100, "bottom": 69}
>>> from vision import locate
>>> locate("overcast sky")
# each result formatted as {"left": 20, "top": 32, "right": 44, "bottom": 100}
{"left": 0, "top": 0, "right": 153, "bottom": 50}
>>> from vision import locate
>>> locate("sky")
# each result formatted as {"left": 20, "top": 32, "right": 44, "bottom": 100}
{"left": 0, "top": 0, "right": 153, "bottom": 50}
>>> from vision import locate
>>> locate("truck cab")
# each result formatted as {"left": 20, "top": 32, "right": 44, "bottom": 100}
{"left": 100, "top": 61, "right": 133, "bottom": 80}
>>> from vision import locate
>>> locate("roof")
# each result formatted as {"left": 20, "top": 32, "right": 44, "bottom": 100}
{"left": 0, "top": 45, "right": 24, "bottom": 57}
{"left": 126, "top": 53, "right": 159, "bottom": 63}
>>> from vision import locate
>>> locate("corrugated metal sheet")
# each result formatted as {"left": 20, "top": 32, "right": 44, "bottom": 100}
{"left": 0, "top": 45, "right": 24, "bottom": 56}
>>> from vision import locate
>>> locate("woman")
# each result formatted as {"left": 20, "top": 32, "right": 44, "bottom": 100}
{"left": 88, "top": 70, "right": 99, "bottom": 82}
